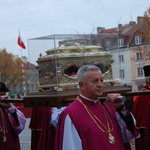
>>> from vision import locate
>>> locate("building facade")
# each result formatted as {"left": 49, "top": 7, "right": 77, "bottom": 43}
{"left": 12, "top": 56, "right": 39, "bottom": 95}
{"left": 97, "top": 16, "right": 150, "bottom": 91}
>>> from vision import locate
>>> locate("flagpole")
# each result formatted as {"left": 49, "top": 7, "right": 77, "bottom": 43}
{"left": 18, "top": 29, "right": 26, "bottom": 96}
{"left": 20, "top": 48, "right": 26, "bottom": 96}
{"left": 27, "top": 39, "right": 31, "bottom": 93}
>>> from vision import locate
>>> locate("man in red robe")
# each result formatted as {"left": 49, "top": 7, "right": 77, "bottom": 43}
{"left": 0, "top": 82, "right": 26, "bottom": 150}
{"left": 132, "top": 65, "right": 150, "bottom": 150}
{"left": 29, "top": 107, "right": 46, "bottom": 150}
{"left": 144, "top": 100, "right": 150, "bottom": 150}
{"left": 38, "top": 107, "right": 66, "bottom": 150}
{"left": 54, "top": 65, "right": 140, "bottom": 150}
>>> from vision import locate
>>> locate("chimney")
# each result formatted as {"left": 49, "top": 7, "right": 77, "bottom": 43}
{"left": 137, "top": 16, "right": 143, "bottom": 28}
{"left": 117, "top": 24, "right": 122, "bottom": 33}
{"left": 118, "top": 24, "right": 122, "bottom": 27}
{"left": 97, "top": 27, "right": 105, "bottom": 34}
{"left": 22, "top": 56, "right": 28, "bottom": 64}
{"left": 129, "top": 21, "right": 136, "bottom": 25}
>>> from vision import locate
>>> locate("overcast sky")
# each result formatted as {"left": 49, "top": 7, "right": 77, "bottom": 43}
{"left": 0, "top": 0, "right": 149, "bottom": 65}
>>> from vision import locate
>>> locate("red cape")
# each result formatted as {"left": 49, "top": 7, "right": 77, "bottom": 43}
{"left": 132, "top": 95, "right": 150, "bottom": 128}
{"left": 144, "top": 101, "right": 150, "bottom": 150}
{"left": 38, "top": 107, "right": 55, "bottom": 150}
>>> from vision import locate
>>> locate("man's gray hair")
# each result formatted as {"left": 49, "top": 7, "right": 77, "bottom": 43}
{"left": 77, "top": 65, "right": 101, "bottom": 83}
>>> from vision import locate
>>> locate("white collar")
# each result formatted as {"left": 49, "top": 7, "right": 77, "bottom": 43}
{"left": 80, "top": 94, "right": 99, "bottom": 103}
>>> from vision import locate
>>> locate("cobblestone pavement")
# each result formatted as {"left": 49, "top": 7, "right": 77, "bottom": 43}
{"left": 19, "top": 118, "right": 31, "bottom": 150}
{"left": 131, "top": 140, "right": 135, "bottom": 150}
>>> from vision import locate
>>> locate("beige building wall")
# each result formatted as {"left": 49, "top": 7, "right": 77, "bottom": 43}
{"left": 130, "top": 45, "right": 150, "bottom": 91}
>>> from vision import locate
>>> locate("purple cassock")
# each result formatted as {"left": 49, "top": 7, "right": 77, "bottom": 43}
{"left": 54, "top": 95, "right": 140, "bottom": 150}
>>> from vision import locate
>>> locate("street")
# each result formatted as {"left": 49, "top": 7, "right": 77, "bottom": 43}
{"left": 19, "top": 118, "right": 31, "bottom": 150}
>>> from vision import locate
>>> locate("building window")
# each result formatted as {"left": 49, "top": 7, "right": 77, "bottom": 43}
{"left": 136, "top": 52, "right": 142, "bottom": 61}
{"left": 26, "top": 84, "right": 29, "bottom": 91}
{"left": 119, "top": 55, "right": 124, "bottom": 62}
{"left": 119, "top": 69, "right": 125, "bottom": 78}
{"left": 137, "top": 67, "right": 143, "bottom": 76}
{"left": 118, "top": 38, "right": 124, "bottom": 47}
{"left": 31, "top": 84, "right": 34, "bottom": 91}
{"left": 105, "top": 40, "right": 111, "bottom": 48}
{"left": 135, "top": 36, "right": 142, "bottom": 45}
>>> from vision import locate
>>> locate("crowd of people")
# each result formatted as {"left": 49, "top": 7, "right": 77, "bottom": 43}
{"left": 1, "top": 64, "right": 150, "bottom": 150}
{"left": 29, "top": 65, "right": 144, "bottom": 150}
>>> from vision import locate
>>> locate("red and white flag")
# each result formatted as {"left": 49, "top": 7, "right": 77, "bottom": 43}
{"left": 17, "top": 31, "right": 26, "bottom": 49}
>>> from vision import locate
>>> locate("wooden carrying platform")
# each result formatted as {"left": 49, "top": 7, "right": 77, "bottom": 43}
{"left": 3, "top": 86, "right": 150, "bottom": 108}
{"left": 23, "top": 86, "right": 131, "bottom": 108}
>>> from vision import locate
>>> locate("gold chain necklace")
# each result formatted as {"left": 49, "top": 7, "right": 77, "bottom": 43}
{"left": 77, "top": 97, "right": 115, "bottom": 144}
{"left": 0, "top": 108, "right": 8, "bottom": 142}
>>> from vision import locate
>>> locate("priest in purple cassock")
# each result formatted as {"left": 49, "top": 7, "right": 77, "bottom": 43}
{"left": 54, "top": 65, "right": 140, "bottom": 150}
{"left": 0, "top": 82, "right": 26, "bottom": 150}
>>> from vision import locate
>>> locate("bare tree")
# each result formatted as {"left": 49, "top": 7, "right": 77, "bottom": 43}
{"left": 131, "top": 7, "right": 150, "bottom": 65}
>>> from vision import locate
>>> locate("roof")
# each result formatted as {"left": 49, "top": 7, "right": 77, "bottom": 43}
{"left": 99, "top": 25, "right": 128, "bottom": 35}
{"left": 98, "top": 22, "right": 143, "bottom": 46}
